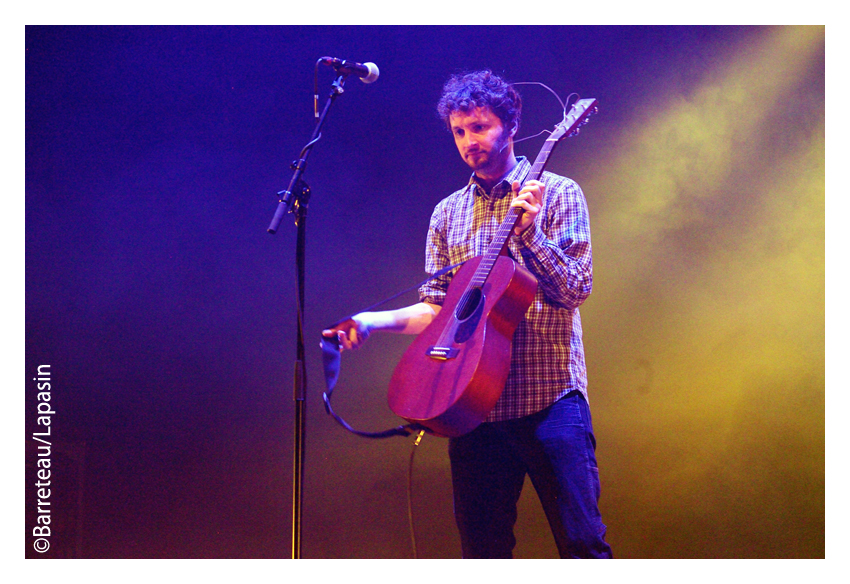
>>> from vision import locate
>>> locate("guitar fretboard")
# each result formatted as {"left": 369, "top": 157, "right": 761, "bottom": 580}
{"left": 464, "top": 98, "right": 597, "bottom": 290}
{"left": 467, "top": 135, "right": 559, "bottom": 288}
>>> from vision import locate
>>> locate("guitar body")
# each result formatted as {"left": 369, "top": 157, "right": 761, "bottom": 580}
{"left": 387, "top": 255, "right": 537, "bottom": 437}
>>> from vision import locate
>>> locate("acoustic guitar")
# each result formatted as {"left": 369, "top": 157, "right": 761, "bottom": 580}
{"left": 387, "top": 98, "right": 598, "bottom": 437}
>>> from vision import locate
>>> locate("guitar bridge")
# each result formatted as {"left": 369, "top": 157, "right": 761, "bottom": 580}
{"left": 426, "top": 346, "right": 458, "bottom": 361}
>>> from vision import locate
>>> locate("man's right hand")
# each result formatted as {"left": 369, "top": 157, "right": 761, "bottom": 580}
{"left": 321, "top": 303, "right": 441, "bottom": 352}
{"left": 322, "top": 314, "right": 372, "bottom": 351}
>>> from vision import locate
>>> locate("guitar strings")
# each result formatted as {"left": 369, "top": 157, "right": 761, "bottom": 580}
{"left": 512, "top": 81, "right": 580, "bottom": 145}
{"left": 514, "top": 80, "right": 568, "bottom": 110}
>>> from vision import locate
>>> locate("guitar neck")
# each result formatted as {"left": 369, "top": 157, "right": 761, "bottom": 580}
{"left": 481, "top": 134, "right": 560, "bottom": 259}
{"left": 468, "top": 98, "right": 598, "bottom": 289}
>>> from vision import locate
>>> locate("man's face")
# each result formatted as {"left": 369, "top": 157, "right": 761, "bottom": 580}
{"left": 449, "top": 106, "right": 514, "bottom": 177}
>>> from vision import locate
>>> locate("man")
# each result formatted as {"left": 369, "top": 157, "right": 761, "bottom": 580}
{"left": 324, "top": 70, "right": 612, "bottom": 559}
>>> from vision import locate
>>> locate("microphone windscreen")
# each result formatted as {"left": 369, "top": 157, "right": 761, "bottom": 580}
{"left": 361, "top": 62, "right": 380, "bottom": 84}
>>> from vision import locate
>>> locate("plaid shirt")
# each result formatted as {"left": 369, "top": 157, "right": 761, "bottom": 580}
{"left": 419, "top": 157, "right": 593, "bottom": 422}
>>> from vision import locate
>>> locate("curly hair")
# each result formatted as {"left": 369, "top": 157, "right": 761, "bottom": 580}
{"left": 436, "top": 70, "right": 521, "bottom": 133}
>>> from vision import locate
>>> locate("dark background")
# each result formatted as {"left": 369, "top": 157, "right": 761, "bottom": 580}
{"left": 25, "top": 25, "right": 825, "bottom": 560}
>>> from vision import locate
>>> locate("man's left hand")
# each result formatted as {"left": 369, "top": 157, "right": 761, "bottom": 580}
{"left": 510, "top": 180, "right": 544, "bottom": 236}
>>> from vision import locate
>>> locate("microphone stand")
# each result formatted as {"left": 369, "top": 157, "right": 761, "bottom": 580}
{"left": 267, "top": 72, "right": 348, "bottom": 559}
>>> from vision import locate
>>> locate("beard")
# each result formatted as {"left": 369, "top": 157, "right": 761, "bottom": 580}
{"left": 466, "top": 131, "right": 512, "bottom": 177}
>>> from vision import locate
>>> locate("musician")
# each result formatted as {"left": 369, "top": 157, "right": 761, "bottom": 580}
{"left": 324, "top": 70, "right": 612, "bottom": 559}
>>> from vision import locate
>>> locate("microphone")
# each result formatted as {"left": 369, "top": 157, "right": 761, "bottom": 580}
{"left": 320, "top": 57, "right": 379, "bottom": 84}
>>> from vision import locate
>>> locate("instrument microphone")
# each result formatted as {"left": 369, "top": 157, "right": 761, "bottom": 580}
{"left": 320, "top": 57, "right": 380, "bottom": 83}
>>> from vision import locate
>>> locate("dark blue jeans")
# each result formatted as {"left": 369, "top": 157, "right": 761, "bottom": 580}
{"left": 448, "top": 391, "right": 613, "bottom": 558}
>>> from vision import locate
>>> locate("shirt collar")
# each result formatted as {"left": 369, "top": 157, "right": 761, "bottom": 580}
{"left": 469, "top": 156, "right": 531, "bottom": 199}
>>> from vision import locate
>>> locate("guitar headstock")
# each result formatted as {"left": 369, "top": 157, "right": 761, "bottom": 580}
{"left": 551, "top": 98, "right": 599, "bottom": 141}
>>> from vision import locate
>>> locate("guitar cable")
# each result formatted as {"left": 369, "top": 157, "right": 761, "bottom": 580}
{"left": 407, "top": 429, "right": 427, "bottom": 559}
{"left": 321, "top": 261, "right": 465, "bottom": 439}
{"left": 512, "top": 82, "right": 579, "bottom": 145}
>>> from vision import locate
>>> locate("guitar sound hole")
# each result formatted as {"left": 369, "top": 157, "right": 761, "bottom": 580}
{"left": 456, "top": 287, "right": 483, "bottom": 321}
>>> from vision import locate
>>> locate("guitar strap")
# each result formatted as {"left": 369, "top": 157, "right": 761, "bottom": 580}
{"left": 321, "top": 260, "right": 465, "bottom": 439}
